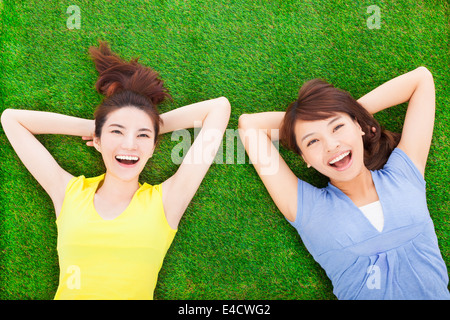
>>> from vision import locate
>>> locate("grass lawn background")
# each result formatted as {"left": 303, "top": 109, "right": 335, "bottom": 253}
{"left": 0, "top": 0, "right": 448, "bottom": 299}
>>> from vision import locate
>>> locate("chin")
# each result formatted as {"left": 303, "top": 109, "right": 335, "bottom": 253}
{"left": 328, "top": 164, "right": 366, "bottom": 184}
{"left": 106, "top": 167, "right": 143, "bottom": 183}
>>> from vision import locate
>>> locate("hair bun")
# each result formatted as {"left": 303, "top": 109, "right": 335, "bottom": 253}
{"left": 89, "top": 41, "right": 170, "bottom": 104}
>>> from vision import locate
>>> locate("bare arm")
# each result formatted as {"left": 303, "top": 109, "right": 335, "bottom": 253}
{"left": 357, "top": 67, "right": 435, "bottom": 176}
{"left": 161, "top": 97, "right": 231, "bottom": 229}
{"left": 1, "top": 109, "right": 94, "bottom": 215}
{"left": 238, "top": 112, "right": 298, "bottom": 222}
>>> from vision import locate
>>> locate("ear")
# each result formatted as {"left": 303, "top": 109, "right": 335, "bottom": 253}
{"left": 149, "top": 144, "right": 156, "bottom": 158}
{"left": 353, "top": 118, "right": 365, "bottom": 136}
{"left": 301, "top": 154, "right": 311, "bottom": 168}
{"left": 93, "top": 135, "right": 101, "bottom": 153}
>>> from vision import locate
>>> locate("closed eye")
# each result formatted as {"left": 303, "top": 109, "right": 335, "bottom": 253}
{"left": 333, "top": 124, "right": 344, "bottom": 132}
{"left": 111, "top": 130, "right": 122, "bottom": 135}
{"left": 307, "top": 139, "right": 318, "bottom": 147}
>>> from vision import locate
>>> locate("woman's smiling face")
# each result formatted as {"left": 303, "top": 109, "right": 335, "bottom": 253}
{"left": 94, "top": 106, "right": 156, "bottom": 182}
{"left": 295, "top": 112, "right": 366, "bottom": 182}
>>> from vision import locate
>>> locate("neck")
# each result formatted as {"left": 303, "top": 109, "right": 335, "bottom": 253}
{"left": 330, "top": 167, "right": 378, "bottom": 206}
{"left": 96, "top": 172, "right": 140, "bottom": 203}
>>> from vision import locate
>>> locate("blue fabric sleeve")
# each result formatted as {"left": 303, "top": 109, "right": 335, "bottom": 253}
{"left": 286, "top": 179, "right": 303, "bottom": 230}
{"left": 287, "top": 178, "right": 322, "bottom": 231}
{"left": 384, "top": 148, "right": 426, "bottom": 188}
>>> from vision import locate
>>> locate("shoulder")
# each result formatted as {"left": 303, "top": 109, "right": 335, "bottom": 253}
{"left": 137, "top": 182, "right": 177, "bottom": 232}
{"left": 56, "top": 174, "right": 104, "bottom": 219}
{"left": 61, "top": 175, "right": 106, "bottom": 205}
{"left": 135, "top": 182, "right": 166, "bottom": 212}
{"left": 288, "top": 178, "right": 331, "bottom": 229}
{"left": 66, "top": 174, "right": 104, "bottom": 192}
{"left": 137, "top": 181, "right": 162, "bottom": 194}
{"left": 380, "top": 148, "right": 426, "bottom": 187}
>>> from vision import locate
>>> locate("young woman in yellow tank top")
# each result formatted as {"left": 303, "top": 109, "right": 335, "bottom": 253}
{"left": 1, "top": 42, "right": 231, "bottom": 299}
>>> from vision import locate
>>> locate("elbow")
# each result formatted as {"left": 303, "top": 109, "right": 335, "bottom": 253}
{"left": 1, "top": 108, "right": 14, "bottom": 127}
{"left": 217, "top": 96, "right": 231, "bottom": 116}
{"left": 204, "top": 96, "right": 230, "bottom": 128}
{"left": 238, "top": 113, "right": 251, "bottom": 131}
{"left": 208, "top": 96, "right": 231, "bottom": 123}
{"left": 417, "top": 66, "right": 433, "bottom": 80}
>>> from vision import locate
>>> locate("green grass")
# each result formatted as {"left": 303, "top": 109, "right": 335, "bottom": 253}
{"left": 1, "top": 0, "right": 448, "bottom": 300}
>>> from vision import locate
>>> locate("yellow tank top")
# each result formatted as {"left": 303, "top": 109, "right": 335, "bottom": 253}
{"left": 54, "top": 174, "right": 177, "bottom": 300}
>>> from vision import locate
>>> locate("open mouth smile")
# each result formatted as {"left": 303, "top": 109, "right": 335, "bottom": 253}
{"left": 115, "top": 155, "right": 140, "bottom": 166}
{"left": 328, "top": 151, "right": 353, "bottom": 171}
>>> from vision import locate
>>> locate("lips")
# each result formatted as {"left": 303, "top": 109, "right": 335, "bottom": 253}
{"left": 115, "top": 155, "right": 140, "bottom": 166}
{"left": 328, "top": 151, "right": 353, "bottom": 171}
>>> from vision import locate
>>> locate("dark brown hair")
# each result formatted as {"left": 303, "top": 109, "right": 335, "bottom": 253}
{"left": 89, "top": 41, "right": 171, "bottom": 142}
{"left": 280, "top": 79, "right": 400, "bottom": 170}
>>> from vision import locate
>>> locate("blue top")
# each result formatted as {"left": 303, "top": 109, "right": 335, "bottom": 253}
{"left": 288, "top": 148, "right": 450, "bottom": 299}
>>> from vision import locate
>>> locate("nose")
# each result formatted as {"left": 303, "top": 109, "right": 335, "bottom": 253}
{"left": 324, "top": 136, "right": 340, "bottom": 153}
{"left": 121, "top": 133, "right": 137, "bottom": 150}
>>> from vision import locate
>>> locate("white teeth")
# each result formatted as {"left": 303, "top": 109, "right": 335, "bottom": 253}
{"left": 115, "top": 155, "right": 139, "bottom": 161}
{"left": 329, "top": 151, "right": 350, "bottom": 165}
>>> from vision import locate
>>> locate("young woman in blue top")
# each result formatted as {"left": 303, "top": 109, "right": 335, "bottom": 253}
{"left": 238, "top": 67, "right": 449, "bottom": 299}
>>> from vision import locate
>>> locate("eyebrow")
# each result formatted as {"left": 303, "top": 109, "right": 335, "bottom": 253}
{"left": 108, "top": 124, "right": 153, "bottom": 133}
{"left": 300, "top": 116, "right": 343, "bottom": 142}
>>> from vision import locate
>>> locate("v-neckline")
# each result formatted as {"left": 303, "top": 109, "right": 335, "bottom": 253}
{"left": 91, "top": 175, "right": 142, "bottom": 222}
{"left": 328, "top": 170, "right": 386, "bottom": 233}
